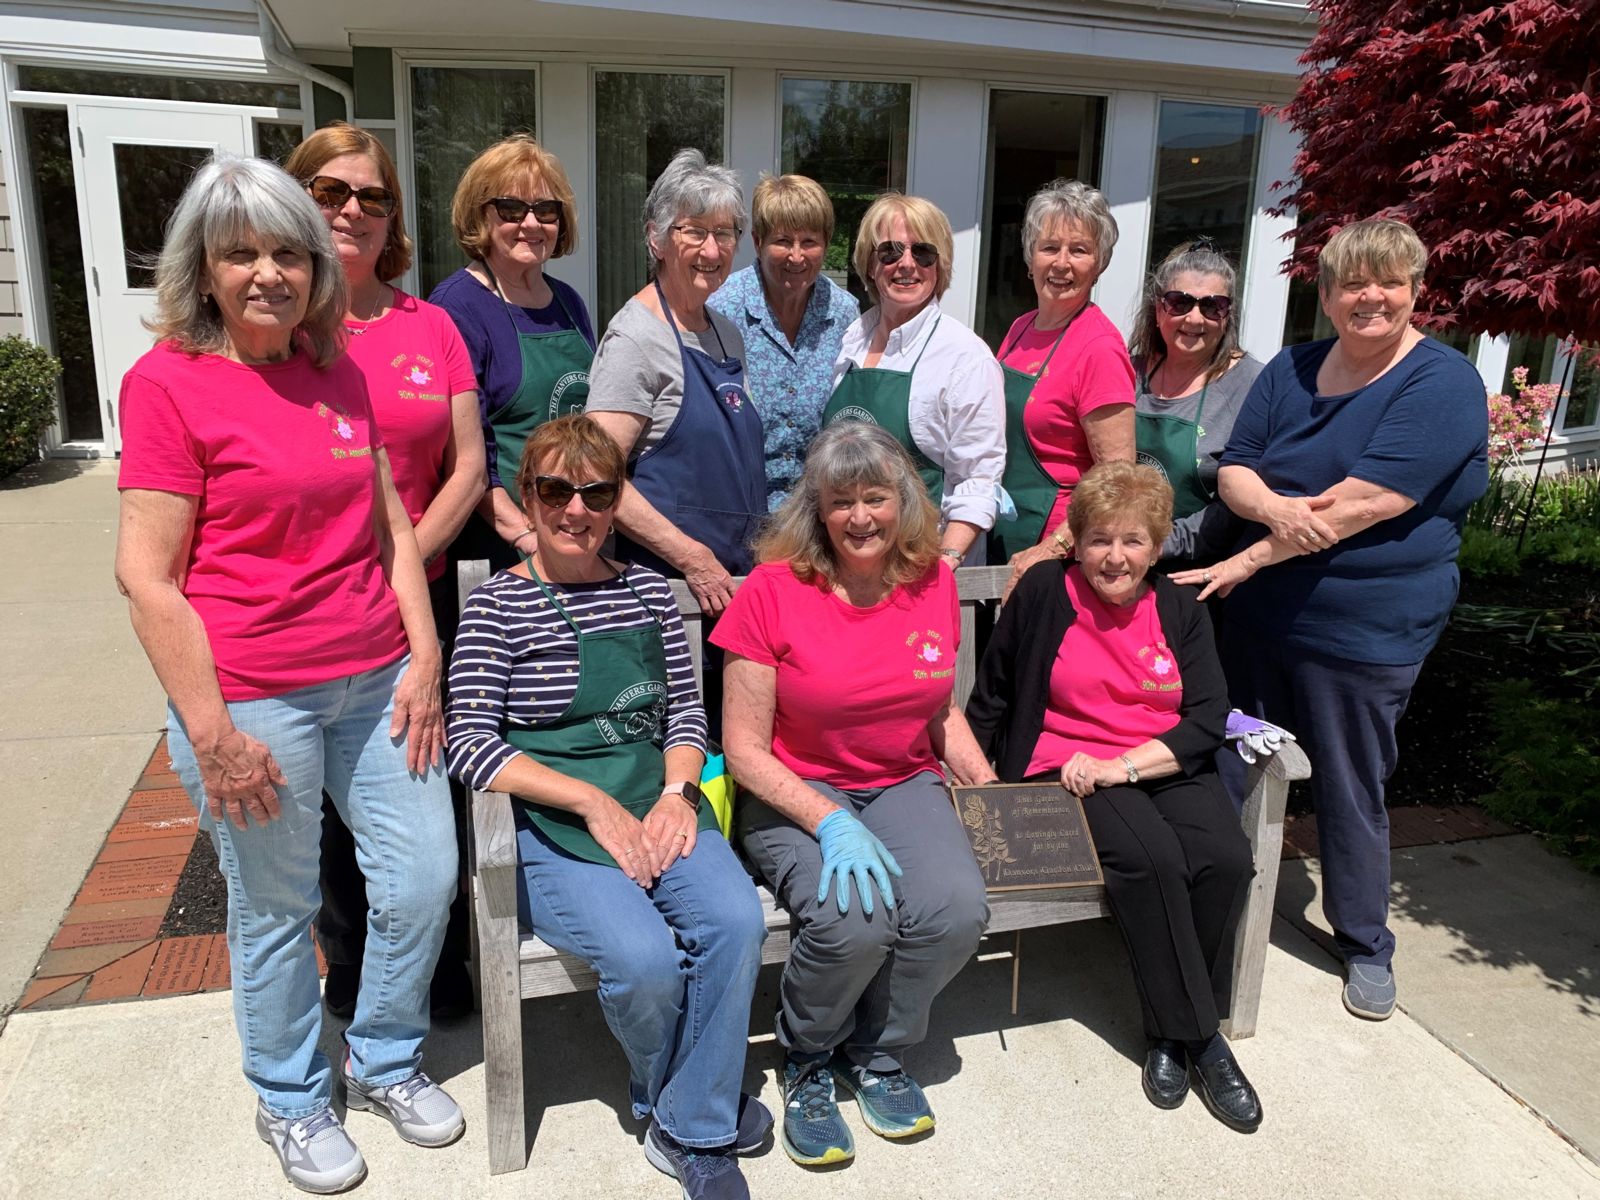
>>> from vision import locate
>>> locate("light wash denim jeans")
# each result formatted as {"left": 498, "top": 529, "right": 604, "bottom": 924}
{"left": 167, "top": 654, "right": 455, "bottom": 1118}
{"left": 515, "top": 814, "right": 766, "bottom": 1147}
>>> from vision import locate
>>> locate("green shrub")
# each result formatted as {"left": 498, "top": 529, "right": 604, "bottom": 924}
{"left": 1524, "top": 524, "right": 1600, "bottom": 569}
{"left": 0, "top": 335, "right": 62, "bottom": 479}
{"left": 1457, "top": 526, "right": 1524, "bottom": 577}
{"left": 1480, "top": 679, "right": 1600, "bottom": 873}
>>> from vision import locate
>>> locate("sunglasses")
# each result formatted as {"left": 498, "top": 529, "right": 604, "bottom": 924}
{"left": 874, "top": 240, "right": 939, "bottom": 269}
{"left": 489, "top": 197, "right": 564, "bottom": 226}
{"left": 304, "top": 175, "right": 396, "bottom": 218}
{"left": 533, "top": 475, "right": 620, "bottom": 512}
{"left": 1159, "top": 290, "right": 1233, "bottom": 321}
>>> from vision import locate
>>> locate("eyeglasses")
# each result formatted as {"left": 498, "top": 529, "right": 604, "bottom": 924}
{"left": 304, "top": 175, "right": 396, "bottom": 218}
{"left": 488, "top": 197, "right": 564, "bottom": 226}
{"left": 532, "top": 475, "right": 620, "bottom": 512}
{"left": 671, "top": 224, "right": 740, "bottom": 249}
{"left": 874, "top": 241, "right": 939, "bottom": 269}
{"left": 1159, "top": 290, "right": 1233, "bottom": 321}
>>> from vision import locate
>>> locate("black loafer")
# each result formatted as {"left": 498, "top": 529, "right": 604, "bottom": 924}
{"left": 1141, "top": 1039, "right": 1189, "bottom": 1109}
{"left": 1191, "top": 1051, "right": 1263, "bottom": 1134}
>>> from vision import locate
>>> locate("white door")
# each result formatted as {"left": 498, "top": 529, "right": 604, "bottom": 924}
{"left": 75, "top": 104, "right": 250, "bottom": 454}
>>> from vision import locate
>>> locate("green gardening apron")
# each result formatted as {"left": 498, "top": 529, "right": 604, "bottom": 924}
{"left": 989, "top": 316, "right": 1074, "bottom": 561}
{"left": 503, "top": 560, "right": 715, "bottom": 868}
{"left": 822, "top": 314, "right": 944, "bottom": 501}
{"left": 1134, "top": 375, "right": 1211, "bottom": 520}
{"left": 484, "top": 265, "right": 596, "bottom": 485}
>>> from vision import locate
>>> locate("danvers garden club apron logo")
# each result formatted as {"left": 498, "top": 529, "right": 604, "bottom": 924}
{"left": 593, "top": 681, "right": 668, "bottom": 745}
{"left": 548, "top": 370, "right": 591, "bottom": 421}
{"left": 829, "top": 406, "right": 877, "bottom": 425}
{"left": 1136, "top": 450, "right": 1170, "bottom": 482}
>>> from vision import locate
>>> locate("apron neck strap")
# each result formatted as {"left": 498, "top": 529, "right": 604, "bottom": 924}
{"left": 999, "top": 304, "right": 1078, "bottom": 367}
{"left": 1144, "top": 357, "right": 1212, "bottom": 424}
{"left": 484, "top": 264, "right": 590, "bottom": 349}
{"left": 523, "top": 556, "right": 657, "bottom": 634}
{"left": 905, "top": 312, "right": 942, "bottom": 373}
{"left": 653, "top": 277, "right": 729, "bottom": 360}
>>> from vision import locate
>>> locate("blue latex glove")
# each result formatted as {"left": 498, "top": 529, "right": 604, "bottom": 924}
{"left": 815, "top": 809, "right": 904, "bottom": 916}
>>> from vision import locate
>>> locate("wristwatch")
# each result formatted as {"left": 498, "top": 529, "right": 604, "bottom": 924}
{"left": 1118, "top": 754, "right": 1139, "bottom": 783}
{"left": 660, "top": 780, "right": 704, "bottom": 812}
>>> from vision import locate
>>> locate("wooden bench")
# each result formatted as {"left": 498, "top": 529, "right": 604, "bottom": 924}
{"left": 458, "top": 561, "right": 1312, "bottom": 1175}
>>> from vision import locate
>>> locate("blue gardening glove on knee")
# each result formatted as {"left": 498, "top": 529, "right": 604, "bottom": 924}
{"left": 815, "top": 809, "right": 904, "bottom": 916}
{"left": 1226, "top": 709, "right": 1296, "bottom": 765}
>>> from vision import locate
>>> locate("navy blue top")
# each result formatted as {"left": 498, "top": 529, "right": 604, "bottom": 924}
{"left": 429, "top": 267, "right": 596, "bottom": 490}
{"left": 1220, "top": 336, "right": 1488, "bottom": 665}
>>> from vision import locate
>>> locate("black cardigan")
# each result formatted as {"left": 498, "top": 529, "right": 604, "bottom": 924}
{"left": 966, "top": 561, "right": 1229, "bottom": 783}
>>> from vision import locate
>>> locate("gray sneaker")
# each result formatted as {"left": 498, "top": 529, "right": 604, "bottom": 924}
{"left": 255, "top": 1101, "right": 367, "bottom": 1194}
{"left": 343, "top": 1064, "right": 465, "bottom": 1147}
{"left": 1343, "top": 963, "right": 1397, "bottom": 1020}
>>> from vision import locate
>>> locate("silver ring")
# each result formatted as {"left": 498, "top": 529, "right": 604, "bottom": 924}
{"left": 674, "top": 833, "right": 687, "bottom": 840}
{"left": 1202, "top": 571, "right": 1213, "bottom": 584}
{"left": 626, "top": 850, "right": 638, "bottom": 857}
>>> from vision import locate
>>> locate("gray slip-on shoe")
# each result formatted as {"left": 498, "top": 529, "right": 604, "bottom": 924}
{"left": 1343, "top": 963, "right": 1397, "bottom": 1020}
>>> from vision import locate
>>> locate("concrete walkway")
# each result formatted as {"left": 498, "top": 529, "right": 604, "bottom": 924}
{"left": 1, "top": 459, "right": 166, "bottom": 1023}
{"left": 3, "top": 459, "right": 1599, "bottom": 1199}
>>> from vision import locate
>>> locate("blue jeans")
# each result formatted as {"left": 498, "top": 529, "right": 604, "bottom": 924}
{"left": 515, "top": 815, "right": 766, "bottom": 1147}
{"left": 167, "top": 655, "right": 455, "bottom": 1118}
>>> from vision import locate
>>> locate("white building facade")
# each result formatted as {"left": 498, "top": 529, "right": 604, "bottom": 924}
{"left": 2, "top": 0, "right": 1594, "bottom": 462}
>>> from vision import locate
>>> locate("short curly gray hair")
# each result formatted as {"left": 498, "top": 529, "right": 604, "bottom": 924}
{"left": 1021, "top": 178, "right": 1119, "bottom": 272}
{"left": 643, "top": 148, "right": 745, "bottom": 265}
{"left": 145, "top": 151, "right": 347, "bottom": 367}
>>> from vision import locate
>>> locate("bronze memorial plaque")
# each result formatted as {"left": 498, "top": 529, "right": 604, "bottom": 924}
{"left": 951, "top": 783, "right": 1103, "bottom": 891}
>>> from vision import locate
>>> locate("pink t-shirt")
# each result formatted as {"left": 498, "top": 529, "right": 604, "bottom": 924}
{"left": 118, "top": 341, "right": 408, "bottom": 702}
{"left": 711, "top": 560, "right": 960, "bottom": 787}
{"left": 344, "top": 291, "right": 477, "bottom": 581}
{"left": 1025, "top": 565, "right": 1182, "bottom": 776}
{"left": 1001, "top": 304, "right": 1135, "bottom": 536}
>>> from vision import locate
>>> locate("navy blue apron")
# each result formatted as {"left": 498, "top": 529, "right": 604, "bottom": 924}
{"left": 617, "top": 281, "right": 766, "bottom": 577}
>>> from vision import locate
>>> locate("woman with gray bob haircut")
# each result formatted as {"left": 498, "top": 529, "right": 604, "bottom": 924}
{"left": 757, "top": 421, "right": 942, "bottom": 583}
{"left": 589, "top": 148, "right": 766, "bottom": 617}
{"left": 116, "top": 150, "right": 461, "bottom": 1193}
{"left": 992, "top": 178, "right": 1135, "bottom": 590}
{"left": 1022, "top": 179, "right": 1119, "bottom": 271}
{"left": 147, "top": 152, "right": 348, "bottom": 365}
{"left": 1128, "top": 240, "right": 1264, "bottom": 566}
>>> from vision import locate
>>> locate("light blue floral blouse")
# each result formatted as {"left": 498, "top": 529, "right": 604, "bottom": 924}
{"left": 710, "top": 265, "right": 859, "bottom": 510}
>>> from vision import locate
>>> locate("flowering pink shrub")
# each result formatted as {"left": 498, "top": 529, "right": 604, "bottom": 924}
{"left": 1486, "top": 366, "right": 1562, "bottom": 467}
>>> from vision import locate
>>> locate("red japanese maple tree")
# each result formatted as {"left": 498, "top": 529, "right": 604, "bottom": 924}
{"left": 1275, "top": 0, "right": 1600, "bottom": 342}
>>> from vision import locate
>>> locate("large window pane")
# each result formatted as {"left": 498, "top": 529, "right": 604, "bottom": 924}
{"left": 780, "top": 78, "right": 911, "bottom": 305}
{"left": 976, "top": 89, "right": 1106, "bottom": 347}
{"left": 21, "top": 108, "right": 101, "bottom": 442}
{"left": 1150, "top": 101, "right": 1262, "bottom": 272}
{"left": 16, "top": 66, "right": 299, "bottom": 109}
{"left": 410, "top": 66, "right": 539, "bottom": 296}
{"left": 114, "top": 143, "right": 211, "bottom": 288}
{"left": 594, "top": 71, "right": 726, "bottom": 332}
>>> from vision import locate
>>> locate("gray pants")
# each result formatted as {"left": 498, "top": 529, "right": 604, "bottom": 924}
{"left": 740, "top": 771, "right": 989, "bottom": 1072}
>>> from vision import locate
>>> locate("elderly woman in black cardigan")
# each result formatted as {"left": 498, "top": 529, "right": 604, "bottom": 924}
{"left": 965, "top": 462, "right": 1261, "bottom": 1134}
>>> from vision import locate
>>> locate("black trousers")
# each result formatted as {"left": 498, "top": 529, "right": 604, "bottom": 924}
{"left": 1080, "top": 771, "right": 1253, "bottom": 1042}
{"left": 318, "top": 567, "right": 470, "bottom": 976}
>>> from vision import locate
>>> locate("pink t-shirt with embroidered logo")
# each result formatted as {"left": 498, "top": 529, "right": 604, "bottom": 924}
{"left": 344, "top": 291, "right": 477, "bottom": 581}
{"left": 1025, "top": 565, "right": 1182, "bottom": 777}
{"left": 711, "top": 560, "right": 959, "bottom": 787}
{"left": 117, "top": 340, "right": 408, "bottom": 702}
